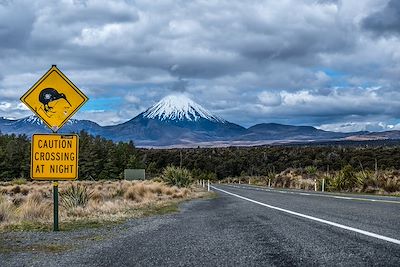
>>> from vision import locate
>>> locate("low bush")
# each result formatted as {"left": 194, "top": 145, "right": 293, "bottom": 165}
{"left": 10, "top": 186, "right": 21, "bottom": 194}
{"left": 12, "top": 178, "right": 27, "bottom": 185}
{"left": 60, "top": 184, "right": 93, "bottom": 209}
{"left": 0, "top": 195, "right": 14, "bottom": 223}
{"left": 328, "top": 165, "right": 359, "bottom": 191}
{"left": 124, "top": 184, "right": 147, "bottom": 202}
{"left": 18, "top": 192, "right": 50, "bottom": 221}
{"left": 162, "top": 166, "right": 193, "bottom": 188}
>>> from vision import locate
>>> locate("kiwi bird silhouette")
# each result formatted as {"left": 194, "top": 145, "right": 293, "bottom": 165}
{"left": 39, "top": 88, "right": 71, "bottom": 112}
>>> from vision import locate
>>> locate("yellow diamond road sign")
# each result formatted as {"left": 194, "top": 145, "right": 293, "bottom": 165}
{"left": 21, "top": 65, "right": 88, "bottom": 132}
{"left": 31, "top": 134, "right": 79, "bottom": 180}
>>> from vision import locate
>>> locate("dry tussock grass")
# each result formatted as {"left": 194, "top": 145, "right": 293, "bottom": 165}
{"left": 224, "top": 168, "right": 400, "bottom": 194}
{"left": 0, "top": 180, "right": 206, "bottom": 230}
{"left": 18, "top": 192, "right": 51, "bottom": 222}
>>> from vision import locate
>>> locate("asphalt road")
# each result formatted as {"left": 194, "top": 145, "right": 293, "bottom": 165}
{"left": 2, "top": 185, "right": 400, "bottom": 266}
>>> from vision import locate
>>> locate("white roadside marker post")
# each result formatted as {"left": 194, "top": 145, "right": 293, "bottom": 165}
{"left": 268, "top": 179, "right": 271, "bottom": 188}
{"left": 207, "top": 180, "right": 210, "bottom": 191}
{"left": 314, "top": 179, "right": 317, "bottom": 191}
{"left": 322, "top": 179, "right": 325, "bottom": 192}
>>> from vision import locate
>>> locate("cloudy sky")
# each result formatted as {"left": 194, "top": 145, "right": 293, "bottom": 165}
{"left": 1, "top": 0, "right": 400, "bottom": 132}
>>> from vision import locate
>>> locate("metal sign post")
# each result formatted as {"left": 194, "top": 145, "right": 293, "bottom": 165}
{"left": 53, "top": 181, "right": 59, "bottom": 231}
{"left": 21, "top": 65, "right": 88, "bottom": 232}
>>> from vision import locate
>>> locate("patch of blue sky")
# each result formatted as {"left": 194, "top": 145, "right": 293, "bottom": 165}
{"left": 319, "top": 68, "right": 345, "bottom": 78}
{"left": 81, "top": 97, "right": 122, "bottom": 111}
{"left": 316, "top": 67, "right": 350, "bottom": 87}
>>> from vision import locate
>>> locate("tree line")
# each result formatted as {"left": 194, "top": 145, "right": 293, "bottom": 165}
{"left": 1, "top": 131, "right": 400, "bottom": 181}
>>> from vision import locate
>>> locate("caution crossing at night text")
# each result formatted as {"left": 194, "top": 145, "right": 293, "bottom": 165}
{"left": 31, "top": 134, "right": 79, "bottom": 180}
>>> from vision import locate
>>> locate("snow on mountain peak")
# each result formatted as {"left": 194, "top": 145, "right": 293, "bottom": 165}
{"left": 19, "top": 115, "right": 78, "bottom": 125}
{"left": 24, "top": 115, "right": 44, "bottom": 125}
{"left": 143, "top": 94, "right": 225, "bottom": 123}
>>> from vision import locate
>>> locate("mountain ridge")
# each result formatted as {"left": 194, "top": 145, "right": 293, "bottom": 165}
{"left": 1, "top": 94, "right": 398, "bottom": 147}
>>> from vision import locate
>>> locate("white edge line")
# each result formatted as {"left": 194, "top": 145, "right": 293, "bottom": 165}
{"left": 211, "top": 185, "right": 400, "bottom": 246}
{"left": 233, "top": 185, "right": 400, "bottom": 204}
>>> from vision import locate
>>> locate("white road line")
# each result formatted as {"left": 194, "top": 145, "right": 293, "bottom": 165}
{"left": 211, "top": 185, "right": 400, "bottom": 246}
{"left": 231, "top": 185, "right": 400, "bottom": 204}
{"left": 333, "top": 196, "right": 353, "bottom": 200}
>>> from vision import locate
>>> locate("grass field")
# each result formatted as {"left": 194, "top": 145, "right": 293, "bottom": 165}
{"left": 0, "top": 180, "right": 211, "bottom": 231}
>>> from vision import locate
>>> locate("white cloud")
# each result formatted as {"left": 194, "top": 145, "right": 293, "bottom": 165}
{"left": 318, "top": 121, "right": 400, "bottom": 133}
{"left": 0, "top": 102, "right": 11, "bottom": 111}
{"left": 125, "top": 94, "right": 140, "bottom": 104}
{"left": 0, "top": 0, "right": 399, "bottom": 129}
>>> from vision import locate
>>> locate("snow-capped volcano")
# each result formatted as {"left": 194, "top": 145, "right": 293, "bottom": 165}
{"left": 143, "top": 95, "right": 225, "bottom": 123}
{"left": 106, "top": 94, "right": 246, "bottom": 145}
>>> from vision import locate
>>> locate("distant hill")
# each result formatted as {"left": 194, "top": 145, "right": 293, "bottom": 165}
{"left": 345, "top": 130, "right": 400, "bottom": 141}
{"left": 239, "top": 123, "right": 355, "bottom": 141}
{"left": 0, "top": 115, "right": 105, "bottom": 137}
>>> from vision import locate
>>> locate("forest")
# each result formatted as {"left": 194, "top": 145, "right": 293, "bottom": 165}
{"left": 1, "top": 131, "right": 400, "bottom": 182}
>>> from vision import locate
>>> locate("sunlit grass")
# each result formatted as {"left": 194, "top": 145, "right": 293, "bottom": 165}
{"left": 0, "top": 180, "right": 209, "bottom": 232}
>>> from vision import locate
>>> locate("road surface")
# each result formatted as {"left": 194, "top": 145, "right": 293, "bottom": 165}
{"left": 2, "top": 184, "right": 400, "bottom": 266}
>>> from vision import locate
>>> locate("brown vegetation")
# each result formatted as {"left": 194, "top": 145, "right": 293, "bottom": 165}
{"left": 0, "top": 180, "right": 207, "bottom": 231}
{"left": 223, "top": 167, "right": 400, "bottom": 195}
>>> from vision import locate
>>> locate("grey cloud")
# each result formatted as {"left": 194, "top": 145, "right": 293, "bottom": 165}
{"left": 73, "top": 0, "right": 88, "bottom": 7}
{"left": 317, "top": 0, "right": 339, "bottom": 5}
{"left": 362, "top": 0, "right": 400, "bottom": 36}
{"left": 220, "top": 2, "right": 355, "bottom": 65}
{"left": 318, "top": 121, "right": 390, "bottom": 133}
{"left": 54, "top": 2, "right": 139, "bottom": 26}
{"left": 167, "top": 58, "right": 243, "bottom": 79}
{"left": 0, "top": 0, "right": 13, "bottom": 6}
{"left": 0, "top": 1, "right": 35, "bottom": 49}
{"left": 2, "top": 0, "right": 354, "bottom": 78}
{"left": 219, "top": 86, "right": 400, "bottom": 127}
{"left": 169, "top": 79, "right": 189, "bottom": 93}
{"left": 0, "top": 0, "right": 399, "bottom": 130}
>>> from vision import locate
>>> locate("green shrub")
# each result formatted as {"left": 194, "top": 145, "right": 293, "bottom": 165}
{"left": 198, "top": 171, "right": 217, "bottom": 182}
{"left": 305, "top": 166, "right": 317, "bottom": 176}
{"left": 60, "top": 184, "right": 93, "bottom": 209}
{"left": 12, "top": 178, "right": 27, "bottom": 185}
{"left": 328, "top": 165, "right": 359, "bottom": 191}
{"left": 383, "top": 178, "right": 400, "bottom": 193}
{"left": 355, "top": 170, "right": 375, "bottom": 190}
{"left": 162, "top": 166, "right": 192, "bottom": 188}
